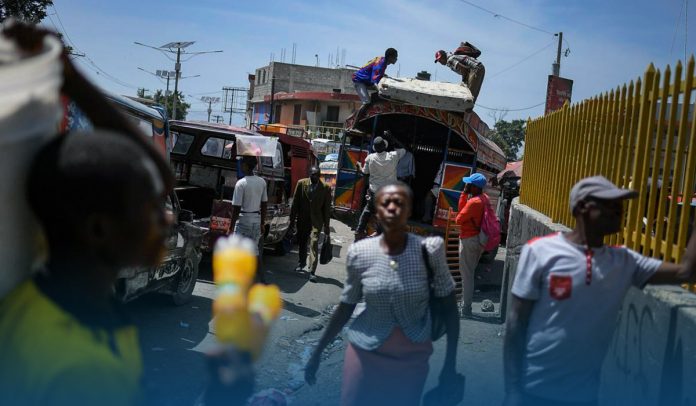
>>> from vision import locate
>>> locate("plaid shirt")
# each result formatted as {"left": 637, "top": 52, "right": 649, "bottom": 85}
{"left": 340, "top": 234, "right": 455, "bottom": 350}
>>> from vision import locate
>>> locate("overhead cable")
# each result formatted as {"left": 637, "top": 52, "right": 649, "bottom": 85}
{"left": 456, "top": 0, "right": 555, "bottom": 36}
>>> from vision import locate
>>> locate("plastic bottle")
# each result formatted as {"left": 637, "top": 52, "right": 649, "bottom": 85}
{"left": 212, "top": 235, "right": 257, "bottom": 351}
{"left": 248, "top": 284, "right": 282, "bottom": 326}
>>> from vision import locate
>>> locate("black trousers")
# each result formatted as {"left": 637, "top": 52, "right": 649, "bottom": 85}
{"left": 356, "top": 190, "right": 375, "bottom": 234}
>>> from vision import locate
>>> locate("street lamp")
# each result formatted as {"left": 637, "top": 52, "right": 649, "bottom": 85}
{"left": 134, "top": 40, "right": 222, "bottom": 120}
{"left": 137, "top": 67, "right": 200, "bottom": 114}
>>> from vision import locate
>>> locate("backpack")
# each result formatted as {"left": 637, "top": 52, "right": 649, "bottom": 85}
{"left": 477, "top": 194, "right": 501, "bottom": 251}
{"left": 453, "top": 41, "right": 481, "bottom": 59}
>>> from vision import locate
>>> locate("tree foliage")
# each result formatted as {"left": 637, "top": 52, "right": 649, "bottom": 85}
{"left": 1, "top": 0, "right": 53, "bottom": 23}
{"left": 488, "top": 119, "right": 526, "bottom": 162}
{"left": 137, "top": 89, "right": 190, "bottom": 120}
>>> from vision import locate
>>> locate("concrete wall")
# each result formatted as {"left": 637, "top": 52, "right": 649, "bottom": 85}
{"left": 254, "top": 100, "right": 357, "bottom": 126}
{"left": 504, "top": 197, "right": 696, "bottom": 405}
{"left": 251, "top": 63, "right": 357, "bottom": 103}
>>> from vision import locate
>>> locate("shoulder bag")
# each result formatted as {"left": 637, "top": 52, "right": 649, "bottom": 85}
{"left": 421, "top": 242, "right": 447, "bottom": 341}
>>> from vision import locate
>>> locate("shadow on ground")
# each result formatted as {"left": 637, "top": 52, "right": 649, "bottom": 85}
{"left": 126, "top": 293, "right": 213, "bottom": 406}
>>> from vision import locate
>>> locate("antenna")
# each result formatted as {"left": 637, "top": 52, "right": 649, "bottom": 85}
{"left": 292, "top": 43, "right": 297, "bottom": 64}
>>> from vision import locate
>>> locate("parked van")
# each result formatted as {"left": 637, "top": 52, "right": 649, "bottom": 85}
{"left": 169, "top": 121, "right": 308, "bottom": 254}
{"left": 60, "top": 94, "right": 203, "bottom": 304}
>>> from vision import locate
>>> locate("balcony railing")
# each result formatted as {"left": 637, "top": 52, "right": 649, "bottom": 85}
{"left": 252, "top": 122, "right": 344, "bottom": 141}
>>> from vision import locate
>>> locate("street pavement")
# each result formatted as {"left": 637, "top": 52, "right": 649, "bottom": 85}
{"left": 127, "top": 219, "right": 507, "bottom": 406}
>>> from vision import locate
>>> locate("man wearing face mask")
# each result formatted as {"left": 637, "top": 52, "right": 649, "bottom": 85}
{"left": 503, "top": 176, "right": 696, "bottom": 406}
{"left": 289, "top": 167, "right": 332, "bottom": 282}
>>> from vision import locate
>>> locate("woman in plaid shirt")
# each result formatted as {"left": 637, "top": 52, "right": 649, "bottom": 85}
{"left": 305, "top": 182, "right": 461, "bottom": 406}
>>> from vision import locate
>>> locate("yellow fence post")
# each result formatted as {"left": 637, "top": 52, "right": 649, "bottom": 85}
{"left": 608, "top": 85, "right": 628, "bottom": 246}
{"left": 631, "top": 67, "right": 661, "bottom": 253}
{"left": 622, "top": 77, "right": 643, "bottom": 246}
{"left": 665, "top": 57, "right": 695, "bottom": 262}
{"left": 644, "top": 66, "right": 672, "bottom": 257}
{"left": 520, "top": 55, "right": 695, "bottom": 273}
{"left": 654, "top": 62, "right": 682, "bottom": 258}
{"left": 677, "top": 61, "right": 696, "bottom": 263}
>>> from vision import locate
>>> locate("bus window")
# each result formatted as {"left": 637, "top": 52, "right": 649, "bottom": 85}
{"left": 201, "top": 137, "right": 234, "bottom": 159}
{"left": 172, "top": 132, "right": 195, "bottom": 155}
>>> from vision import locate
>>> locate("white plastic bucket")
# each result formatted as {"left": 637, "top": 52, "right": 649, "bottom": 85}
{"left": 0, "top": 31, "right": 63, "bottom": 298}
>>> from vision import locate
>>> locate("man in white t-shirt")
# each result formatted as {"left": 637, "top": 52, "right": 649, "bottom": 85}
{"left": 230, "top": 156, "right": 268, "bottom": 263}
{"left": 504, "top": 176, "right": 696, "bottom": 406}
{"left": 354, "top": 132, "right": 406, "bottom": 240}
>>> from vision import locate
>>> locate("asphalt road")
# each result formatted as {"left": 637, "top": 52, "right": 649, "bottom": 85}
{"left": 126, "top": 220, "right": 507, "bottom": 406}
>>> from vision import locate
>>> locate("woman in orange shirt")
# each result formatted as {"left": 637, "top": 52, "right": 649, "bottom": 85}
{"left": 455, "top": 173, "right": 487, "bottom": 316}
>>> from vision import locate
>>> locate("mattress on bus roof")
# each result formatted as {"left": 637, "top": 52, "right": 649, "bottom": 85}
{"left": 377, "top": 77, "right": 474, "bottom": 112}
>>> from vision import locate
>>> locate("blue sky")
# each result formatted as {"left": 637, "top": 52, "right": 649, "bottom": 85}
{"left": 48, "top": 0, "right": 696, "bottom": 125}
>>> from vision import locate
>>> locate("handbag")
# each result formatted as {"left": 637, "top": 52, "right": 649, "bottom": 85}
{"left": 320, "top": 235, "right": 333, "bottom": 265}
{"left": 421, "top": 242, "right": 447, "bottom": 341}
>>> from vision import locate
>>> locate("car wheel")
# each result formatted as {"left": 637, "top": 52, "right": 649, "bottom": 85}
{"left": 172, "top": 256, "right": 199, "bottom": 306}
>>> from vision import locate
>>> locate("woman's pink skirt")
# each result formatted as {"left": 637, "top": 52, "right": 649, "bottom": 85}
{"left": 340, "top": 327, "right": 433, "bottom": 406}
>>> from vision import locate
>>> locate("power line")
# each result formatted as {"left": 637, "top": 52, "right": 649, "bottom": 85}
{"left": 189, "top": 90, "right": 223, "bottom": 95}
{"left": 456, "top": 0, "right": 555, "bottom": 36}
{"left": 48, "top": 5, "right": 138, "bottom": 89}
{"left": 79, "top": 59, "right": 140, "bottom": 89}
{"left": 475, "top": 101, "right": 546, "bottom": 112}
{"left": 50, "top": 5, "right": 80, "bottom": 52}
{"left": 490, "top": 41, "right": 556, "bottom": 78}
{"left": 671, "top": 0, "right": 686, "bottom": 58}
{"left": 44, "top": 14, "right": 60, "bottom": 32}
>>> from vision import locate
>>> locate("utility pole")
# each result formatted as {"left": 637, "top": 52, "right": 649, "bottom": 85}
{"left": 134, "top": 41, "right": 221, "bottom": 120}
{"left": 269, "top": 76, "right": 276, "bottom": 124}
{"left": 223, "top": 86, "right": 249, "bottom": 125}
{"left": 137, "top": 67, "right": 200, "bottom": 117}
{"left": 201, "top": 96, "right": 221, "bottom": 122}
{"left": 552, "top": 32, "right": 563, "bottom": 77}
{"left": 172, "top": 46, "right": 183, "bottom": 120}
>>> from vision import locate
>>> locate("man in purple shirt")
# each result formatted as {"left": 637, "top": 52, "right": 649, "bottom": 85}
{"left": 352, "top": 48, "right": 398, "bottom": 120}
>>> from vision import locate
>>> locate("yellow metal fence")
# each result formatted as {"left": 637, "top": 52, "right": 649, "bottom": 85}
{"left": 521, "top": 58, "right": 696, "bottom": 264}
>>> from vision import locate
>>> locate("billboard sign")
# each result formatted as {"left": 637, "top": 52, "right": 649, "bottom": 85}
{"left": 545, "top": 75, "right": 573, "bottom": 114}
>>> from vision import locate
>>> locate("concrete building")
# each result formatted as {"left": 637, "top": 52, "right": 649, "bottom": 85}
{"left": 249, "top": 62, "right": 360, "bottom": 134}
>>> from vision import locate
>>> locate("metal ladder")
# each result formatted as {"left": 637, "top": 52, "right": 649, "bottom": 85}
{"left": 444, "top": 208, "right": 462, "bottom": 302}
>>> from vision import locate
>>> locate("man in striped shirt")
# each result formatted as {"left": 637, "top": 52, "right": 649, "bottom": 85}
{"left": 435, "top": 42, "right": 485, "bottom": 105}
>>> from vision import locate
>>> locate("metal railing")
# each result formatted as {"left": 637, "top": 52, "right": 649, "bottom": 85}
{"left": 251, "top": 122, "right": 344, "bottom": 141}
{"left": 305, "top": 125, "right": 343, "bottom": 141}
{"left": 521, "top": 58, "right": 696, "bottom": 264}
